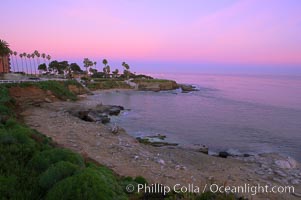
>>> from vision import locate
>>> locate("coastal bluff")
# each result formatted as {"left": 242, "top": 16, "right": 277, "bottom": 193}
{"left": 133, "top": 79, "right": 179, "bottom": 92}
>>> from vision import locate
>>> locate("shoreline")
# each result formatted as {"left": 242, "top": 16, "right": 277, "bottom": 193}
{"left": 21, "top": 91, "right": 301, "bottom": 200}
{"left": 90, "top": 88, "right": 301, "bottom": 163}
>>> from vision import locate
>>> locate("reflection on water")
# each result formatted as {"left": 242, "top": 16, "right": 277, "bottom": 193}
{"left": 85, "top": 74, "right": 301, "bottom": 161}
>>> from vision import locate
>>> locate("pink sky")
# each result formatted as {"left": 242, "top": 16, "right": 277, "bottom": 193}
{"left": 1, "top": 0, "right": 301, "bottom": 73}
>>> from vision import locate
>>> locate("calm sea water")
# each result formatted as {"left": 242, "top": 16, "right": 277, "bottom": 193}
{"left": 88, "top": 74, "right": 301, "bottom": 161}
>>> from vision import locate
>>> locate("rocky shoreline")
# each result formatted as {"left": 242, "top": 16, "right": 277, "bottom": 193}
{"left": 21, "top": 89, "right": 301, "bottom": 200}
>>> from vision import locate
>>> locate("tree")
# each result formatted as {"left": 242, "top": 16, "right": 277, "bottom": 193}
{"left": 31, "top": 53, "right": 37, "bottom": 75}
{"left": 83, "top": 58, "right": 93, "bottom": 76}
{"left": 49, "top": 60, "right": 69, "bottom": 75}
{"left": 27, "top": 54, "right": 33, "bottom": 75}
{"left": 102, "top": 59, "right": 107, "bottom": 67}
{"left": 41, "top": 53, "right": 46, "bottom": 64}
{"left": 89, "top": 68, "right": 98, "bottom": 76}
{"left": 23, "top": 52, "right": 28, "bottom": 74}
{"left": 38, "top": 63, "right": 47, "bottom": 74}
{"left": 13, "top": 51, "right": 19, "bottom": 72}
{"left": 9, "top": 50, "right": 15, "bottom": 72}
{"left": 34, "top": 50, "right": 41, "bottom": 66}
{"left": 46, "top": 55, "right": 51, "bottom": 66}
{"left": 19, "top": 53, "right": 24, "bottom": 74}
{"left": 102, "top": 59, "right": 110, "bottom": 78}
{"left": 93, "top": 61, "right": 97, "bottom": 71}
{"left": 0, "top": 39, "right": 11, "bottom": 73}
{"left": 112, "top": 69, "right": 119, "bottom": 78}
{"left": 70, "top": 63, "right": 83, "bottom": 73}
{"left": 122, "top": 62, "right": 130, "bottom": 79}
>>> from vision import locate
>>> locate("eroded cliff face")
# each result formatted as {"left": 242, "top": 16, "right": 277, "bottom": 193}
{"left": 136, "top": 80, "right": 178, "bottom": 92}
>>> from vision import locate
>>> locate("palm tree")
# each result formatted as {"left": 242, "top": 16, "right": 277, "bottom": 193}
{"left": 34, "top": 50, "right": 41, "bottom": 66}
{"left": 106, "top": 65, "right": 111, "bottom": 77}
{"left": 23, "top": 53, "right": 28, "bottom": 74}
{"left": 9, "top": 50, "right": 15, "bottom": 72}
{"left": 102, "top": 59, "right": 108, "bottom": 78}
{"left": 83, "top": 58, "right": 93, "bottom": 77}
{"left": 93, "top": 61, "right": 97, "bottom": 71}
{"left": 46, "top": 54, "right": 51, "bottom": 67}
{"left": 102, "top": 59, "right": 108, "bottom": 67}
{"left": 0, "top": 39, "right": 11, "bottom": 73}
{"left": 27, "top": 54, "right": 33, "bottom": 75}
{"left": 19, "top": 53, "right": 24, "bottom": 74}
{"left": 13, "top": 51, "right": 19, "bottom": 72}
{"left": 41, "top": 53, "right": 46, "bottom": 64}
{"left": 122, "top": 62, "right": 130, "bottom": 79}
{"left": 31, "top": 53, "right": 37, "bottom": 75}
{"left": 112, "top": 69, "right": 119, "bottom": 78}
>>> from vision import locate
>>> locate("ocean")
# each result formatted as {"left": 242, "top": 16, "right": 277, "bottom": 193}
{"left": 87, "top": 74, "right": 301, "bottom": 161}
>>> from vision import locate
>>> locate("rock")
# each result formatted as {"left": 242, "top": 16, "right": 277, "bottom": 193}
{"left": 275, "top": 157, "right": 298, "bottom": 169}
{"left": 179, "top": 84, "right": 199, "bottom": 92}
{"left": 95, "top": 104, "right": 124, "bottom": 116}
{"left": 78, "top": 94, "right": 87, "bottom": 99}
{"left": 292, "top": 192, "right": 301, "bottom": 198}
{"left": 255, "top": 170, "right": 265, "bottom": 175}
{"left": 290, "top": 179, "right": 300, "bottom": 185}
{"left": 46, "top": 90, "right": 52, "bottom": 95}
{"left": 86, "top": 111, "right": 102, "bottom": 122}
{"left": 175, "top": 165, "right": 187, "bottom": 171}
{"left": 274, "top": 170, "right": 287, "bottom": 177}
{"left": 100, "top": 115, "right": 110, "bottom": 124}
{"left": 77, "top": 110, "right": 110, "bottom": 124}
{"left": 198, "top": 145, "right": 209, "bottom": 154}
{"left": 111, "top": 125, "right": 119, "bottom": 134}
{"left": 137, "top": 80, "right": 178, "bottom": 91}
{"left": 157, "top": 159, "right": 165, "bottom": 165}
{"left": 108, "top": 106, "right": 124, "bottom": 115}
{"left": 44, "top": 97, "right": 52, "bottom": 103}
{"left": 219, "top": 151, "right": 230, "bottom": 158}
{"left": 146, "top": 134, "right": 166, "bottom": 140}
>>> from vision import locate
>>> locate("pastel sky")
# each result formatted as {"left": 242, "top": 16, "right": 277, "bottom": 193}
{"left": 1, "top": 0, "right": 301, "bottom": 74}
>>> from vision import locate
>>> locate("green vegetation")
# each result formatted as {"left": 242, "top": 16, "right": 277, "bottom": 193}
{"left": 85, "top": 79, "right": 131, "bottom": 90}
{"left": 133, "top": 78, "right": 173, "bottom": 83}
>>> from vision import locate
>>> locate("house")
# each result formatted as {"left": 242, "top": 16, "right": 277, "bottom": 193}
{"left": 0, "top": 56, "right": 10, "bottom": 73}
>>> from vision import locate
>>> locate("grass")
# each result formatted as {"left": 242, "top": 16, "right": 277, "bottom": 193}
{"left": 133, "top": 78, "right": 175, "bottom": 83}
{"left": 86, "top": 80, "right": 131, "bottom": 90}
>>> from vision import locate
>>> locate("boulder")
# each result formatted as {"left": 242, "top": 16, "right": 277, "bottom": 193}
{"left": 219, "top": 151, "right": 230, "bottom": 158}
{"left": 198, "top": 145, "right": 209, "bottom": 154}
{"left": 275, "top": 157, "right": 298, "bottom": 169}
{"left": 44, "top": 98, "right": 52, "bottom": 103}
{"left": 111, "top": 125, "right": 119, "bottom": 134}
{"left": 77, "top": 110, "right": 110, "bottom": 124}
{"left": 179, "top": 84, "right": 199, "bottom": 92}
{"left": 95, "top": 104, "right": 124, "bottom": 116}
{"left": 100, "top": 115, "right": 110, "bottom": 124}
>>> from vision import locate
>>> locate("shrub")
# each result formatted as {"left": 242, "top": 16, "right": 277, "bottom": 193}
{"left": 134, "top": 176, "right": 148, "bottom": 185}
{"left": 37, "top": 81, "right": 77, "bottom": 100}
{"left": 45, "top": 168, "right": 127, "bottom": 200}
{"left": 0, "top": 175, "right": 18, "bottom": 199}
{"left": 28, "top": 148, "right": 85, "bottom": 173}
{"left": 39, "top": 161, "right": 80, "bottom": 190}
